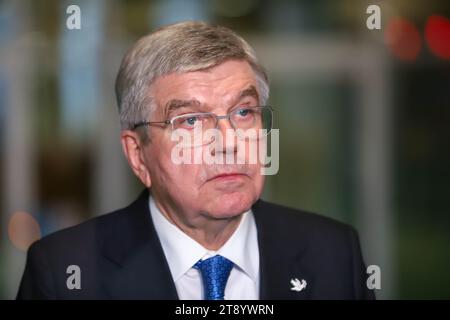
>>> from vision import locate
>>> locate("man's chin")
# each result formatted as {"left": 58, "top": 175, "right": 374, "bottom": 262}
{"left": 207, "top": 192, "right": 256, "bottom": 219}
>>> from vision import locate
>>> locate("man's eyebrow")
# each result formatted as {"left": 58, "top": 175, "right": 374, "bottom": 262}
{"left": 164, "top": 99, "right": 201, "bottom": 116}
{"left": 237, "top": 85, "right": 260, "bottom": 104}
{"left": 163, "top": 85, "right": 260, "bottom": 116}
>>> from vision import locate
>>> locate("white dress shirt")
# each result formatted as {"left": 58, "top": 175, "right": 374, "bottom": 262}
{"left": 149, "top": 195, "right": 260, "bottom": 300}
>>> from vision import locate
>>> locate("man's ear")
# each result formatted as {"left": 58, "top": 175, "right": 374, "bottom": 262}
{"left": 120, "top": 130, "right": 152, "bottom": 188}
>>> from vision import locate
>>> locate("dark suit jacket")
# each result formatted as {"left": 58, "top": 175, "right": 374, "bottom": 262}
{"left": 17, "top": 189, "right": 375, "bottom": 299}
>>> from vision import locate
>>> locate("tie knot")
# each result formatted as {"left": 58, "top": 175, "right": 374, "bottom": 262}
{"left": 194, "top": 255, "right": 233, "bottom": 300}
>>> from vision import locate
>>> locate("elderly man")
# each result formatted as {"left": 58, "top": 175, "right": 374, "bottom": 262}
{"left": 17, "top": 21, "right": 374, "bottom": 300}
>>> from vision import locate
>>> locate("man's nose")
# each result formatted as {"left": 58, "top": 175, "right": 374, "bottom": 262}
{"left": 216, "top": 115, "right": 234, "bottom": 133}
{"left": 211, "top": 116, "right": 237, "bottom": 155}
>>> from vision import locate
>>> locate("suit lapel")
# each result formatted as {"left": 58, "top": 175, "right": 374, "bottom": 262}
{"left": 99, "top": 189, "right": 178, "bottom": 299}
{"left": 253, "top": 199, "right": 313, "bottom": 300}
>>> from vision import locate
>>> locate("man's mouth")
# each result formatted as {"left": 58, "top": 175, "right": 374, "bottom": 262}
{"left": 207, "top": 173, "right": 247, "bottom": 182}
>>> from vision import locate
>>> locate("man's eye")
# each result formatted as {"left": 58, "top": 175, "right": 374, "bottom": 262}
{"left": 176, "top": 115, "right": 203, "bottom": 129}
{"left": 185, "top": 116, "right": 198, "bottom": 125}
{"left": 236, "top": 108, "right": 254, "bottom": 118}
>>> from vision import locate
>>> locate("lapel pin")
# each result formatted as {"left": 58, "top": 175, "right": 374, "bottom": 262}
{"left": 290, "top": 278, "right": 307, "bottom": 292}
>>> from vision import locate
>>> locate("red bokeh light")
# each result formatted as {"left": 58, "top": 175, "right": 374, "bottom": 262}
{"left": 425, "top": 15, "right": 450, "bottom": 60}
{"left": 385, "top": 17, "right": 422, "bottom": 62}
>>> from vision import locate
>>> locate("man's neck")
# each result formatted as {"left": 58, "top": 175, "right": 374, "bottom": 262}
{"left": 153, "top": 197, "right": 243, "bottom": 251}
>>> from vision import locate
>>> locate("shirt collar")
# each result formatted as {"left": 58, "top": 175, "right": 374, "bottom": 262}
{"left": 149, "top": 194, "right": 259, "bottom": 283}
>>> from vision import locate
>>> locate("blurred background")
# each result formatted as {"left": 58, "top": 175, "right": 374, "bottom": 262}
{"left": 1, "top": 0, "right": 450, "bottom": 299}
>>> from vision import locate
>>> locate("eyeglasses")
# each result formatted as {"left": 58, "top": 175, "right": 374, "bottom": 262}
{"left": 133, "top": 106, "right": 273, "bottom": 147}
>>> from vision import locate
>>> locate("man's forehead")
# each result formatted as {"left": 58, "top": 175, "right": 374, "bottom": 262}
{"left": 153, "top": 60, "right": 256, "bottom": 94}
{"left": 162, "top": 85, "right": 260, "bottom": 115}
{"left": 151, "top": 66, "right": 260, "bottom": 116}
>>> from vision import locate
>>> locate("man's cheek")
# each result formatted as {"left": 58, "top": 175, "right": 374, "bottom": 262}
{"left": 175, "top": 164, "right": 201, "bottom": 186}
{"left": 249, "top": 168, "right": 265, "bottom": 194}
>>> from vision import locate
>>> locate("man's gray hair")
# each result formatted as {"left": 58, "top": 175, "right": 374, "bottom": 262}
{"left": 115, "top": 21, "right": 269, "bottom": 141}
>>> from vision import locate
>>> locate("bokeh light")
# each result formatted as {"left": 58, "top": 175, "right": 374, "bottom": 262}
{"left": 8, "top": 211, "right": 42, "bottom": 252}
{"left": 425, "top": 15, "right": 450, "bottom": 60}
{"left": 385, "top": 17, "right": 422, "bottom": 62}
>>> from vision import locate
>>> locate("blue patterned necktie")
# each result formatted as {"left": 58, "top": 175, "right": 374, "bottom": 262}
{"left": 194, "top": 255, "right": 234, "bottom": 300}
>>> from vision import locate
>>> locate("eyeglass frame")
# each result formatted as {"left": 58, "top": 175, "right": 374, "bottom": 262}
{"left": 132, "top": 106, "right": 274, "bottom": 133}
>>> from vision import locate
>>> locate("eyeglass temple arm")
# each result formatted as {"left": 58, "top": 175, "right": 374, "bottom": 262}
{"left": 132, "top": 120, "right": 171, "bottom": 130}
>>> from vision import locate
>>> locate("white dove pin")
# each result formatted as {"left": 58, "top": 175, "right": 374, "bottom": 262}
{"left": 290, "top": 278, "right": 307, "bottom": 292}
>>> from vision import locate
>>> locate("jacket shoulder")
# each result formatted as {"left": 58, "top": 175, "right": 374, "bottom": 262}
{"left": 255, "top": 199, "right": 356, "bottom": 238}
{"left": 34, "top": 208, "right": 125, "bottom": 250}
